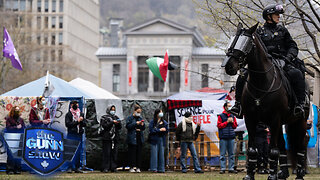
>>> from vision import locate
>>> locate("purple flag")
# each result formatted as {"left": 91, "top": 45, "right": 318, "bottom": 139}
{"left": 3, "top": 27, "right": 23, "bottom": 71}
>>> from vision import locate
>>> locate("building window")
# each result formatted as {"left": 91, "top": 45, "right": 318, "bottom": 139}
{"left": 52, "top": 0, "right": 56, "bottom": 12}
{"left": 44, "top": 0, "right": 48, "bottom": 12}
{"left": 11, "top": 0, "right": 19, "bottom": 11}
{"left": 113, "top": 64, "right": 120, "bottom": 92}
{"left": 59, "top": 16, "right": 63, "bottom": 28}
{"left": 201, "top": 64, "right": 209, "bottom": 88}
{"left": 37, "top": 16, "right": 41, "bottom": 29}
{"left": 20, "top": 0, "right": 26, "bottom": 11}
{"left": 37, "top": 35, "right": 41, "bottom": 45}
{"left": 51, "top": 34, "right": 55, "bottom": 45}
{"left": 58, "top": 32, "right": 62, "bottom": 45}
{"left": 37, "top": 0, "right": 41, "bottom": 12}
{"left": 51, "top": 16, "right": 56, "bottom": 28}
{"left": 58, "top": 49, "right": 63, "bottom": 61}
{"left": 59, "top": 0, "right": 63, "bottom": 12}
{"left": 51, "top": 50, "right": 55, "bottom": 61}
{"left": 169, "top": 56, "right": 181, "bottom": 92}
{"left": 44, "top": 16, "right": 48, "bottom": 28}
{"left": 36, "top": 51, "right": 41, "bottom": 62}
{"left": 153, "top": 56, "right": 164, "bottom": 92}
{"left": 138, "top": 56, "right": 149, "bottom": 92}
{"left": 27, "top": 0, "right": 32, "bottom": 12}
{"left": 44, "top": 33, "right": 48, "bottom": 44}
{"left": 43, "top": 49, "right": 48, "bottom": 62}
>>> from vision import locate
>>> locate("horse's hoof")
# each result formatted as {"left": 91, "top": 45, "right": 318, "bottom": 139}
{"left": 243, "top": 174, "right": 255, "bottom": 180}
{"left": 278, "top": 168, "right": 289, "bottom": 179}
{"left": 268, "top": 174, "right": 278, "bottom": 180}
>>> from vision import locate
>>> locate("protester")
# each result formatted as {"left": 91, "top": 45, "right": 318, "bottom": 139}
{"left": 5, "top": 106, "right": 25, "bottom": 174}
{"left": 29, "top": 96, "right": 50, "bottom": 127}
{"left": 217, "top": 102, "right": 238, "bottom": 174}
{"left": 100, "top": 105, "right": 122, "bottom": 173}
{"left": 149, "top": 109, "right": 168, "bottom": 173}
{"left": 255, "top": 121, "right": 269, "bottom": 174}
{"left": 226, "top": 86, "right": 236, "bottom": 101}
{"left": 176, "top": 112, "right": 203, "bottom": 173}
{"left": 65, "top": 100, "right": 86, "bottom": 173}
{"left": 126, "top": 105, "right": 145, "bottom": 173}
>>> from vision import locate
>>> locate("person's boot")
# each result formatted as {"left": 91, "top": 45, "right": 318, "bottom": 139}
{"left": 292, "top": 71, "right": 306, "bottom": 117}
{"left": 230, "top": 101, "right": 242, "bottom": 118}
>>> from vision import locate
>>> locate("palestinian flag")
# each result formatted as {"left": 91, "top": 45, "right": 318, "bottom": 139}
{"left": 146, "top": 50, "right": 169, "bottom": 82}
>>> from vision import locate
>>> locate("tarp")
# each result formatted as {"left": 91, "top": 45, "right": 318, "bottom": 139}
{"left": 69, "top": 78, "right": 120, "bottom": 99}
{"left": 164, "top": 91, "right": 227, "bottom": 101}
{"left": 1, "top": 75, "right": 90, "bottom": 98}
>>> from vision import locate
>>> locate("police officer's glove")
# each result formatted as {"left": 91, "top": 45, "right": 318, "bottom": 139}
{"left": 285, "top": 54, "right": 294, "bottom": 62}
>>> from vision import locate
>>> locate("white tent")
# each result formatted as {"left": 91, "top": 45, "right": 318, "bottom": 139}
{"left": 69, "top": 78, "right": 120, "bottom": 99}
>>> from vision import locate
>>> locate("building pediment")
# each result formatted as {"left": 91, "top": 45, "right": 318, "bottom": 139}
{"left": 124, "top": 17, "right": 205, "bottom": 46}
{"left": 125, "top": 18, "right": 191, "bottom": 34}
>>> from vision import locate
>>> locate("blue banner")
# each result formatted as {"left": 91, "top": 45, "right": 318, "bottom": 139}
{"left": 22, "top": 127, "right": 64, "bottom": 175}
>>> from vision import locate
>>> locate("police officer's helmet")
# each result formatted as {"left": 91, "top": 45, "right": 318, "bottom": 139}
{"left": 262, "top": 4, "right": 284, "bottom": 20}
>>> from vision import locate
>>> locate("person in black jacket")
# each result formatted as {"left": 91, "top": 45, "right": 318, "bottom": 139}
{"left": 255, "top": 121, "right": 269, "bottom": 174}
{"left": 65, "top": 100, "right": 86, "bottom": 173}
{"left": 100, "top": 105, "right": 122, "bottom": 173}
{"left": 176, "top": 112, "right": 203, "bottom": 173}
{"left": 126, "top": 105, "right": 145, "bottom": 173}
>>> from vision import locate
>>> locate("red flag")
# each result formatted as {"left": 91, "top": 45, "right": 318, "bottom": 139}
{"left": 159, "top": 50, "right": 169, "bottom": 82}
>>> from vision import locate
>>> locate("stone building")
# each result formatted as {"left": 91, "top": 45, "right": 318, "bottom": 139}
{"left": 96, "top": 17, "right": 234, "bottom": 100}
{"left": 1, "top": 0, "right": 99, "bottom": 83}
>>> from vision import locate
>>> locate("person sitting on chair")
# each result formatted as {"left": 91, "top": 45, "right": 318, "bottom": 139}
{"left": 230, "top": 4, "right": 306, "bottom": 118}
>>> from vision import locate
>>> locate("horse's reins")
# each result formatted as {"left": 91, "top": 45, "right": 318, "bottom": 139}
{"left": 241, "top": 56, "right": 283, "bottom": 106}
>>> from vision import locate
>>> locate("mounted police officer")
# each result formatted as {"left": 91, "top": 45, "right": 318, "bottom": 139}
{"left": 230, "top": 4, "right": 306, "bottom": 118}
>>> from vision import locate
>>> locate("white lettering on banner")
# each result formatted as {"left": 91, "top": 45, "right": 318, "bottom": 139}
{"left": 174, "top": 100, "right": 246, "bottom": 145}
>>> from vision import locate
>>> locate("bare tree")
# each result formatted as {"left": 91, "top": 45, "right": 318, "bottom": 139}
{"left": 194, "top": 0, "right": 320, "bottom": 69}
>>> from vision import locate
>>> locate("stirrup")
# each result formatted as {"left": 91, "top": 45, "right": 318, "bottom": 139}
{"left": 230, "top": 104, "right": 243, "bottom": 119}
{"left": 294, "top": 105, "right": 304, "bottom": 117}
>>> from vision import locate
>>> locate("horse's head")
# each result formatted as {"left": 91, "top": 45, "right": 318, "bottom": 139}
{"left": 222, "top": 23, "right": 259, "bottom": 75}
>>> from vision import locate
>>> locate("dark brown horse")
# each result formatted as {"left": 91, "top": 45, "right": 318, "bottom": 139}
{"left": 222, "top": 23, "right": 309, "bottom": 180}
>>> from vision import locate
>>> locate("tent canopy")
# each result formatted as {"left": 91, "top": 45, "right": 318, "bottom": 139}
{"left": 69, "top": 78, "right": 120, "bottom": 99}
{"left": 1, "top": 75, "right": 90, "bottom": 98}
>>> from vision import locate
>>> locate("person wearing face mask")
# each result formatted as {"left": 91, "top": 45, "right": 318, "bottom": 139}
{"left": 100, "top": 105, "right": 122, "bottom": 173}
{"left": 5, "top": 106, "right": 25, "bottom": 174}
{"left": 217, "top": 102, "right": 238, "bottom": 174}
{"left": 29, "top": 96, "right": 50, "bottom": 127}
{"left": 126, "top": 105, "right": 145, "bottom": 173}
{"left": 176, "top": 112, "right": 203, "bottom": 173}
{"left": 148, "top": 109, "right": 168, "bottom": 173}
{"left": 65, "top": 100, "right": 86, "bottom": 173}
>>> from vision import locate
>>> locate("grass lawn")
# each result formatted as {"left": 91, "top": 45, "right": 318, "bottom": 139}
{"left": 0, "top": 168, "right": 320, "bottom": 180}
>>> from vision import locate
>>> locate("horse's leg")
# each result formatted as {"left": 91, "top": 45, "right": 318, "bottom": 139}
{"left": 268, "top": 121, "right": 281, "bottom": 180}
{"left": 277, "top": 126, "right": 290, "bottom": 180}
{"left": 243, "top": 117, "right": 257, "bottom": 180}
{"left": 287, "top": 120, "right": 307, "bottom": 180}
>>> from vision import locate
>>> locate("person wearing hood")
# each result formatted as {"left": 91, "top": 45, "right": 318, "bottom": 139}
{"left": 29, "top": 96, "right": 50, "bottom": 127}
{"left": 126, "top": 105, "right": 145, "bottom": 173}
{"left": 148, "top": 109, "right": 168, "bottom": 173}
{"left": 217, "top": 102, "right": 238, "bottom": 174}
{"left": 5, "top": 106, "right": 25, "bottom": 175}
{"left": 100, "top": 105, "right": 122, "bottom": 173}
{"left": 176, "top": 112, "right": 203, "bottom": 173}
{"left": 65, "top": 100, "right": 86, "bottom": 173}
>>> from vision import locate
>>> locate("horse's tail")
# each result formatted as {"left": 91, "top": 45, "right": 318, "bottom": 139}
{"left": 286, "top": 118, "right": 307, "bottom": 168}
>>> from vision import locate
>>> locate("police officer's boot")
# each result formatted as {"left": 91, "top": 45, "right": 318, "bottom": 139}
{"left": 292, "top": 70, "right": 305, "bottom": 117}
{"left": 230, "top": 72, "right": 247, "bottom": 118}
